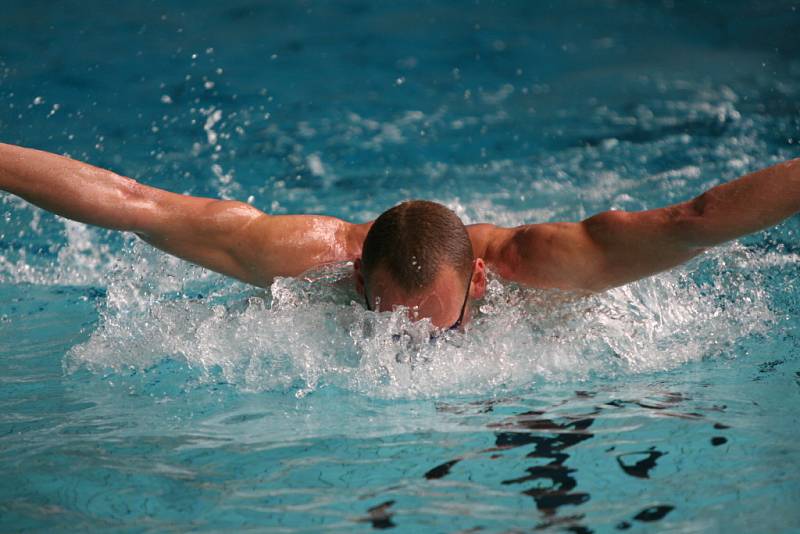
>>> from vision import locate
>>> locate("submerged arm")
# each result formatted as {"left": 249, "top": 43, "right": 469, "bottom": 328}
{"left": 0, "top": 143, "right": 369, "bottom": 287}
{"left": 473, "top": 158, "right": 800, "bottom": 291}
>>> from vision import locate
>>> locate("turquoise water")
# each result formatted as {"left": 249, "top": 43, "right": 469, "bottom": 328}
{"left": 1, "top": 1, "right": 800, "bottom": 531}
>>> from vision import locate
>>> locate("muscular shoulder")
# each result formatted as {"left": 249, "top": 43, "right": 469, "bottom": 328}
{"left": 467, "top": 221, "right": 598, "bottom": 289}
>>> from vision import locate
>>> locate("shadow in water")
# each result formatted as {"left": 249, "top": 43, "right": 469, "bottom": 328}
{"left": 395, "top": 388, "right": 732, "bottom": 532}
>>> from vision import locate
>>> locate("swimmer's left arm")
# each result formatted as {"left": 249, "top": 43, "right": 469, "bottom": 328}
{"left": 474, "top": 158, "right": 800, "bottom": 291}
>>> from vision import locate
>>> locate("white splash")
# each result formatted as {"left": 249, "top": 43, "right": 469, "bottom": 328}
{"left": 202, "top": 107, "right": 223, "bottom": 146}
{"left": 63, "top": 242, "right": 776, "bottom": 399}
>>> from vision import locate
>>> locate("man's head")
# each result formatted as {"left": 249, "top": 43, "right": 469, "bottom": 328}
{"left": 355, "top": 200, "right": 486, "bottom": 328}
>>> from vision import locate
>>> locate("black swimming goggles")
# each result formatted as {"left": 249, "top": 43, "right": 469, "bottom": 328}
{"left": 364, "top": 271, "right": 472, "bottom": 333}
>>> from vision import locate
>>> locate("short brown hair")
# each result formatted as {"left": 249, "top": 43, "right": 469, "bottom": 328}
{"left": 361, "top": 200, "right": 473, "bottom": 292}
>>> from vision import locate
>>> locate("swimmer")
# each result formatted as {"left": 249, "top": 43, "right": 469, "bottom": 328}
{"left": 1, "top": 142, "right": 798, "bottom": 329}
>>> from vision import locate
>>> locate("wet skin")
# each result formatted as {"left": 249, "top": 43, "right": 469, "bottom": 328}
{"left": 356, "top": 259, "right": 487, "bottom": 330}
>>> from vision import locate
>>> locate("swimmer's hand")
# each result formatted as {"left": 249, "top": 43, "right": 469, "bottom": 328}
{"left": 0, "top": 143, "right": 369, "bottom": 287}
{"left": 469, "top": 158, "right": 800, "bottom": 291}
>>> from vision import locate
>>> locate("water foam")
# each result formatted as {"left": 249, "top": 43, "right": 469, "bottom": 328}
{"left": 62, "top": 237, "right": 776, "bottom": 399}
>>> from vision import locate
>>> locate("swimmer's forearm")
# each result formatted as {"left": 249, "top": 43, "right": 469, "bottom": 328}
{"left": 679, "top": 158, "right": 800, "bottom": 247}
{"left": 0, "top": 142, "right": 152, "bottom": 231}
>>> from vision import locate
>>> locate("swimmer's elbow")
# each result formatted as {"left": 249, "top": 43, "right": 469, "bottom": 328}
{"left": 671, "top": 193, "right": 721, "bottom": 249}
{"left": 116, "top": 177, "right": 185, "bottom": 234}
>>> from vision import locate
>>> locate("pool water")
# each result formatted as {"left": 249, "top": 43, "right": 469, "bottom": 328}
{"left": 1, "top": 1, "right": 799, "bottom": 531}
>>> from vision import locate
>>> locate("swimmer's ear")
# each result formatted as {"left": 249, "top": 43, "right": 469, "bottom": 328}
{"left": 470, "top": 258, "right": 487, "bottom": 300}
{"left": 354, "top": 257, "right": 365, "bottom": 295}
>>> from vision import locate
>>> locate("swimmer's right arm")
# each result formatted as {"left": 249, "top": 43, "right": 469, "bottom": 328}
{"left": 0, "top": 143, "right": 371, "bottom": 287}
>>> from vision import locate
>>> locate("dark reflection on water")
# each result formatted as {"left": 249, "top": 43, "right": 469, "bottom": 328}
{"left": 494, "top": 411, "right": 595, "bottom": 514}
{"left": 424, "top": 458, "right": 461, "bottom": 480}
{"left": 357, "top": 500, "right": 396, "bottom": 530}
{"left": 616, "top": 447, "right": 667, "bottom": 479}
{"left": 404, "top": 389, "right": 734, "bottom": 532}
